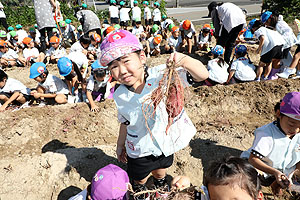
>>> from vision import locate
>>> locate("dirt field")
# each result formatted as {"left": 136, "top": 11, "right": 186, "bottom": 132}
{"left": 1, "top": 42, "right": 300, "bottom": 199}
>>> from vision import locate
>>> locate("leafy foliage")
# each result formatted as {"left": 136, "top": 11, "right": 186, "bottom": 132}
{"left": 263, "top": 0, "right": 300, "bottom": 22}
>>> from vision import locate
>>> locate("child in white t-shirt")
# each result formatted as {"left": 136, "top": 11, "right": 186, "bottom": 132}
{"left": 165, "top": 26, "right": 183, "bottom": 53}
{"left": 180, "top": 20, "right": 197, "bottom": 54}
{"left": 16, "top": 24, "right": 28, "bottom": 46}
{"left": 22, "top": 37, "right": 45, "bottom": 66}
{"left": 143, "top": 1, "right": 151, "bottom": 31}
{"left": 119, "top": 1, "right": 131, "bottom": 30}
{"left": 250, "top": 19, "right": 285, "bottom": 80}
{"left": 241, "top": 92, "right": 300, "bottom": 196}
{"left": 132, "top": 21, "right": 144, "bottom": 39}
{"left": 198, "top": 24, "right": 212, "bottom": 51}
{"left": 152, "top": 2, "right": 161, "bottom": 26}
{"left": 109, "top": 0, "right": 119, "bottom": 25}
{"left": 204, "top": 45, "right": 229, "bottom": 86}
{"left": 226, "top": 44, "right": 256, "bottom": 84}
{"left": 86, "top": 61, "right": 114, "bottom": 112}
{"left": 70, "top": 34, "right": 91, "bottom": 55}
{"left": 161, "top": 15, "right": 174, "bottom": 39}
{"left": 0, "top": 40, "right": 25, "bottom": 68}
{"left": 99, "top": 30, "right": 208, "bottom": 198}
{"left": 131, "top": 0, "right": 141, "bottom": 26}
{"left": 0, "top": 69, "right": 31, "bottom": 111}
{"left": 29, "top": 62, "right": 68, "bottom": 105}
{"left": 46, "top": 36, "right": 67, "bottom": 64}
{"left": 88, "top": 33, "right": 101, "bottom": 60}
{"left": 148, "top": 34, "right": 162, "bottom": 56}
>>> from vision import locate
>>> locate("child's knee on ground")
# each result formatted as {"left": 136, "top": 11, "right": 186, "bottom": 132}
{"left": 55, "top": 94, "right": 67, "bottom": 104}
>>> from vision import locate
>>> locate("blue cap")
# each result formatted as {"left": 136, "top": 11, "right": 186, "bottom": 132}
{"left": 143, "top": 1, "right": 149, "bottom": 5}
{"left": 154, "top": 2, "right": 160, "bottom": 6}
{"left": 57, "top": 57, "right": 73, "bottom": 76}
{"left": 235, "top": 44, "right": 247, "bottom": 55}
{"left": 248, "top": 18, "right": 257, "bottom": 30}
{"left": 82, "top": 3, "right": 87, "bottom": 8}
{"left": 261, "top": 11, "right": 272, "bottom": 23}
{"left": 65, "top": 19, "right": 72, "bottom": 24}
{"left": 29, "top": 62, "right": 46, "bottom": 79}
{"left": 110, "top": 0, "right": 116, "bottom": 3}
{"left": 133, "top": 0, "right": 138, "bottom": 4}
{"left": 211, "top": 45, "right": 224, "bottom": 55}
{"left": 91, "top": 60, "right": 107, "bottom": 70}
{"left": 120, "top": 1, "right": 125, "bottom": 6}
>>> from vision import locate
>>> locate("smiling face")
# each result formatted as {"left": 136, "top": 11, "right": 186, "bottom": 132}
{"left": 279, "top": 114, "right": 300, "bottom": 136}
{"left": 108, "top": 51, "right": 146, "bottom": 89}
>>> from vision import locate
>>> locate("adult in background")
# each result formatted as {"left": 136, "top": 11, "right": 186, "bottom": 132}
{"left": 76, "top": 4, "right": 101, "bottom": 36}
{"left": 33, "top": 0, "right": 56, "bottom": 53}
{"left": 208, "top": 1, "right": 246, "bottom": 64}
{"left": 0, "top": 2, "right": 8, "bottom": 31}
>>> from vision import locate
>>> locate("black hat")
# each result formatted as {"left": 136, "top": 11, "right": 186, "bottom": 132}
{"left": 208, "top": 1, "right": 217, "bottom": 17}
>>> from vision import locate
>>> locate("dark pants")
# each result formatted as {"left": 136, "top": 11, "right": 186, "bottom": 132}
{"left": 217, "top": 24, "right": 244, "bottom": 64}
{"left": 0, "top": 17, "right": 8, "bottom": 31}
{"left": 39, "top": 27, "right": 54, "bottom": 53}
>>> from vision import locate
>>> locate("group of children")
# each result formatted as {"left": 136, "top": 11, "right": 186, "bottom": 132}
{"left": 1, "top": 2, "right": 300, "bottom": 199}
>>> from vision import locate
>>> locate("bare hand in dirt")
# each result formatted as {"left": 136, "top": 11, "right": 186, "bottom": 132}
{"left": 275, "top": 171, "right": 290, "bottom": 188}
{"left": 91, "top": 105, "right": 99, "bottom": 112}
{"left": 171, "top": 176, "right": 191, "bottom": 191}
{"left": 116, "top": 145, "right": 127, "bottom": 163}
{"left": 0, "top": 105, "right": 7, "bottom": 112}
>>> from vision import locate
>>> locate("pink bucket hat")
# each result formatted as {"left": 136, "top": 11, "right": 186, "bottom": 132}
{"left": 280, "top": 92, "right": 300, "bottom": 121}
{"left": 99, "top": 30, "right": 143, "bottom": 66}
{"left": 91, "top": 164, "right": 130, "bottom": 200}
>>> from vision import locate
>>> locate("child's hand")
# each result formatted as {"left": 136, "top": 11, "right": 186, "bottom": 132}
{"left": 90, "top": 104, "right": 99, "bottom": 112}
{"left": 274, "top": 171, "right": 290, "bottom": 188}
{"left": 0, "top": 104, "right": 7, "bottom": 112}
{"left": 171, "top": 176, "right": 191, "bottom": 191}
{"left": 167, "top": 52, "right": 187, "bottom": 67}
{"left": 116, "top": 145, "right": 127, "bottom": 163}
{"left": 33, "top": 93, "right": 41, "bottom": 99}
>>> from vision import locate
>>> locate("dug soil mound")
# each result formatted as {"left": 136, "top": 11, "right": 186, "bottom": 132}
{"left": 1, "top": 53, "right": 300, "bottom": 199}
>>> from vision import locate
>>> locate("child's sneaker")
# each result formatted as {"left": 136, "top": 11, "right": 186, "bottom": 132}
{"left": 292, "top": 71, "right": 300, "bottom": 79}
{"left": 277, "top": 67, "right": 296, "bottom": 79}
{"left": 74, "top": 93, "right": 82, "bottom": 103}
{"left": 67, "top": 95, "right": 75, "bottom": 103}
{"left": 153, "top": 177, "right": 169, "bottom": 199}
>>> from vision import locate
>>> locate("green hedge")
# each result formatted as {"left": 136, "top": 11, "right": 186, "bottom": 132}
{"left": 263, "top": 0, "right": 300, "bottom": 22}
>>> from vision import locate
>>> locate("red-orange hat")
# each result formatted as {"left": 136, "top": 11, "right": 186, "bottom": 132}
{"left": 106, "top": 26, "right": 115, "bottom": 35}
{"left": 154, "top": 34, "right": 162, "bottom": 44}
{"left": 50, "top": 36, "right": 60, "bottom": 43}
{"left": 171, "top": 26, "right": 179, "bottom": 33}
{"left": 22, "top": 37, "right": 33, "bottom": 45}
{"left": 0, "top": 40, "right": 7, "bottom": 47}
{"left": 92, "top": 33, "right": 101, "bottom": 42}
{"left": 182, "top": 20, "right": 191, "bottom": 30}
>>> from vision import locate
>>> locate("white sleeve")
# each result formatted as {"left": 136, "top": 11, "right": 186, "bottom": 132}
{"left": 117, "top": 112, "right": 128, "bottom": 123}
{"left": 254, "top": 29, "right": 263, "bottom": 39}
{"left": 251, "top": 130, "right": 273, "bottom": 157}
{"left": 86, "top": 77, "right": 94, "bottom": 91}
{"left": 230, "top": 61, "right": 237, "bottom": 71}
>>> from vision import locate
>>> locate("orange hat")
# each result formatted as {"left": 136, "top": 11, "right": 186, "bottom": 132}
{"left": 202, "top": 24, "right": 211, "bottom": 29}
{"left": 92, "top": 33, "right": 101, "bottom": 42}
{"left": 182, "top": 20, "right": 191, "bottom": 30}
{"left": 50, "top": 36, "right": 60, "bottom": 43}
{"left": 22, "top": 37, "right": 33, "bottom": 45}
{"left": 171, "top": 26, "right": 179, "bottom": 33}
{"left": 0, "top": 40, "right": 7, "bottom": 47}
{"left": 154, "top": 34, "right": 162, "bottom": 44}
{"left": 106, "top": 26, "right": 115, "bottom": 35}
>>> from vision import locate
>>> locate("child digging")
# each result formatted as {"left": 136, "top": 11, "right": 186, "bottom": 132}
{"left": 99, "top": 30, "right": 208, "bottom": 199}
{"left": 29, "top": 62, "right": 69, "bottom": 105}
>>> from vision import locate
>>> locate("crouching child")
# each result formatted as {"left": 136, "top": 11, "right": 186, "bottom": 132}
{"left": 29, "top": 62, "right": 69, "bottom": 105}
{"left": 86, "top": 60, "right": 114, "bottom": 112}
{"left": 0, "top": 69, "right": 31, "bottom": 111}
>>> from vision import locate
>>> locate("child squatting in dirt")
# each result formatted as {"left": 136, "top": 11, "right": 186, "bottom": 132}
{"left": 99, "top": 29, "right": 208, "bottom": 198}
{"left": 241, "top": 92, "right": 300, "bottom": 196}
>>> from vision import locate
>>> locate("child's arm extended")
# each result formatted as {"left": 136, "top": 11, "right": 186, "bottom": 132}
{"left": 226, "top": 70, "right": 235, "bottom": 84}
{"left": 86, "top": 90, "right": 99, "bottom": 112}
{"left": 169, "top": 52, "right": 209, "bottom": 82}
{"left": 0, "top": 91, "right": 20, "bottom": 111}
{"left": 256, "top": 35, "right": 264, "bottom": 54}
{"left": 116, "top": 123, "right": 127, "bottom": 163}
{"left": 249, "top": 154, "right": 289, "bottom": 187}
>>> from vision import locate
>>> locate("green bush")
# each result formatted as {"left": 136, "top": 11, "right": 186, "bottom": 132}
{"left": 4, "top": 5, "right": 36, "bottom": 27}
{"left": 263, "top": 0, "right": 300, "bottom": 22}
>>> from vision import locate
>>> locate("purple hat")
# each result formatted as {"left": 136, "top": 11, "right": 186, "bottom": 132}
{"left": 280, "top": 92, "right": 300, "bottom": 121}
{"left": 99, "top": 30, "right": 142, "bottom": 66}
{"left": 91, "top": 164, "right": 130, "bottom": 200}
